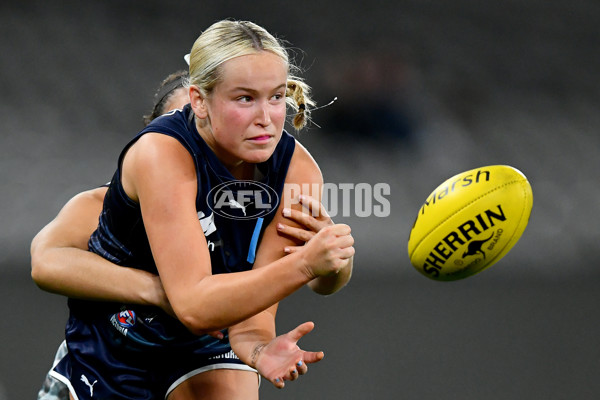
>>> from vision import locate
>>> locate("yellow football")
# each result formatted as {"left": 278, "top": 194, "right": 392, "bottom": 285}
{"left": 408, "top": 165, "right": 533, "bottom": 281}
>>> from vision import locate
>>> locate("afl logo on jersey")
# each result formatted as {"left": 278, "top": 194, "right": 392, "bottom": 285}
{"left": 117, "top": 310, "right": 136, "bottom": 328}
{"left": 208, "top": 180, "right": 279, "bottom": 220}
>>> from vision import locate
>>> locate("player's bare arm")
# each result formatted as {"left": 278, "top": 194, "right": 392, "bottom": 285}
{"left": 280, "top": 141, "right": 354, "bottom": 295}
{"left": 228, "top": 142, "right": 353, "bottom": 388}
{"left": 125, "top": 133, "right": 352, "bottom": 335}
{"left": 30, "top": 187, "right": 171, "bottom": 313}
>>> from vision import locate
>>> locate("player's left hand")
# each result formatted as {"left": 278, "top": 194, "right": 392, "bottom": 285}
{"left": 277, "top": 194, "right": 333, "bottom": 250}
{"left": 254, "top": 321, "right": 324, "bottom": 389}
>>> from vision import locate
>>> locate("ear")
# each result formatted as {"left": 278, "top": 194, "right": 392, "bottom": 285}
{"left": 189, "top": 85, "right": 208, "bottom": 119}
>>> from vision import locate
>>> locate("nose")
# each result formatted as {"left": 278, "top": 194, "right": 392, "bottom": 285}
{"left": 255, "top": 101, "right": 271, "bottom": 127}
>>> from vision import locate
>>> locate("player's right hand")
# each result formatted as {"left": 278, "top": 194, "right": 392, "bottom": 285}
{"left": 298, "top": 223, "right": 354, "bottom": 279}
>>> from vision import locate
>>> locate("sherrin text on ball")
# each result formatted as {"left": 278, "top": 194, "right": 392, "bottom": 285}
{"left": 408, "top": 165, "right": 533, "bottom": 281}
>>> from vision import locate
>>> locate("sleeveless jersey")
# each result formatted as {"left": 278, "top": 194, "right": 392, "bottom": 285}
{"left": 66, "top": 104, "right": 295, "bottom": 351}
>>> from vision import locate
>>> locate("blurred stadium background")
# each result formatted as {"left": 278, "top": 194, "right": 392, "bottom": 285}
{"left": 1, "top": 1, "right": 598, "bottom": 399}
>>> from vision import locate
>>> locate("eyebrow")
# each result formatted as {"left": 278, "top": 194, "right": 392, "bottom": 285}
{"left": 231, "top": 83, "right": 287, "bottom": 94}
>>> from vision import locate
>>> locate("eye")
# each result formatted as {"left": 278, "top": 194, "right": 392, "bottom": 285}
{"left": 271, "top": 92, "right": 284, "bottom": 101}
{"left": 237, "top": 95, "right": 253, "bottom": 103}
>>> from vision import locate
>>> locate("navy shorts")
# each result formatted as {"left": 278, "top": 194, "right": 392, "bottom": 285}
{"left": 50, "top": 310, "right": 257, "bottom": 400}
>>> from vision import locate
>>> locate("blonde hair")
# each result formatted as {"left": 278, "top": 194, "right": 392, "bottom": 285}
{"left": 188, "top": 20, "right": 314, "bottom": 130}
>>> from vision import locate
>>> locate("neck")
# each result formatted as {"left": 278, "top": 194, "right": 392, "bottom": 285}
{"left": 229, "top": 162, "right": 256, "bottom": 180}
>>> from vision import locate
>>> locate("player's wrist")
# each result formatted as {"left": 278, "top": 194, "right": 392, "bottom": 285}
{"left": 284, "top": 250, "right": 316, "bottom": 282}
{"left": 295, "top": 250, "right": 318, "bottom": 282}
{"left": 249, "top": 342, "right": 268, "bottom": 368}
{"left": 140, "top": 273, "right": 172, "bottom": 314}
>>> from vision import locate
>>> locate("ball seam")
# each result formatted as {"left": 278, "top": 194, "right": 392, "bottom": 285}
{"left": 472, "top": 179, "right": 532, "bottom": 275}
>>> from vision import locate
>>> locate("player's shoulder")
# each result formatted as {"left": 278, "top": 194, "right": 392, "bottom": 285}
{"left": 286, "top": 139, "right": 323, "bottom": 185}
{"left": 67, "top": 187, "right": 108, "bottom": 206}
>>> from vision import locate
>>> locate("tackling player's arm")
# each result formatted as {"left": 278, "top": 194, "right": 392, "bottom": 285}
{"left": 30, "top": 187, "right": 171, "bottom": 314}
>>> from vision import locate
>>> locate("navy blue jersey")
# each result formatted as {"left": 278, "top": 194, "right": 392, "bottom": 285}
{"left": 90, "top": 104, "right": 295, "bottom": 276}
{"left": 56, "top": 105, "right": 295, "bottom": 399}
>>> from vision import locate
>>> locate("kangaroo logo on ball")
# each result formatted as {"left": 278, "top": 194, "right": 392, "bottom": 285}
{"left": 462, "top": 232, "right": 494, "bottom": 259}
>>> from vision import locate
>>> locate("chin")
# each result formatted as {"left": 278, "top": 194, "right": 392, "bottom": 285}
{"left": 245, "top": 151, "right": 273, "bottom": 164}
{"left": 243, "top": 143, "right": 278, "bottom": 164}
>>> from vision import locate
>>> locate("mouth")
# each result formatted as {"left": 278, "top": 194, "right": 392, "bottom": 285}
{"left": 248, "top": 134, "right": 273, "bottom": 143}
